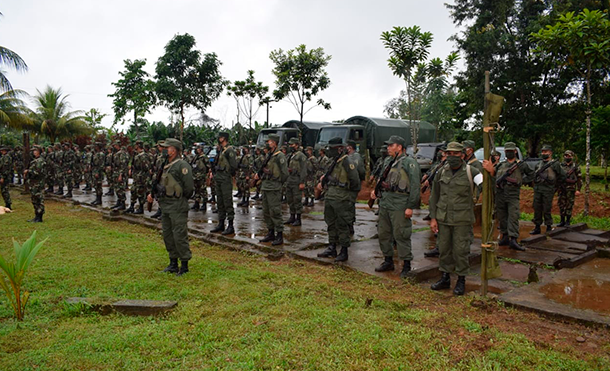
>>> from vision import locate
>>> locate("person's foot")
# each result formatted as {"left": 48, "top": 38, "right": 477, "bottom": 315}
{"left": 317, "top": 244, "right": 337, "bottom": 258}
{"left": 453, "top": 276, "right": 466, "bottom": 296}
{"left": 399, "top": 260, "right": 411, "bottom": 279}
{"left": 375, "top": 257, "right": 394, "bottom": 272}
{"left": 529, "top": 225, "right": 541, "bottom": 235}
{"left": 431, "top": 272, "right": 451, "bottom": 290}
{"left": 424, "top": 247, "right": 439, "bottom": 258}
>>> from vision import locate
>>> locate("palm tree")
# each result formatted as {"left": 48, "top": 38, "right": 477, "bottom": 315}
{"left": 0, "top": 12, "right": 28, "bottom": 93}
{"left": 32, "top": 86, "right": 93, "bottom": 143}
{"left": 0, "top": 89, "right": 32, "bottom": 129}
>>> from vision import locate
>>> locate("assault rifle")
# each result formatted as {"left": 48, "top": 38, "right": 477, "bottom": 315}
{"left": 250, "top": 151, "right": 274, "bottom": 188}
{"left": 496, "top": 161, "right": 520, "bottom": 189}
{"left": 421, "top": 160, "right": 445, "bottom": 194}
{"left": 534, "top": 160, "right": 556, "bottom": 184}
{"left": 368, "top": 156, "right": 396, "bottom": 208}
{"left": 558, "top": 165, "right": 579, "bottom": 193}
{"left": 320, "top": 156, "right": 339, "bottom": 188}
{"left": 147, "top": 157, "right": 167, "bottom": 212}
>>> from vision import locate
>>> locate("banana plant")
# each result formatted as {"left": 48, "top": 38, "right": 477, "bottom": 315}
{"left": 0, "top": 231, "right": 47, "bottom": 321}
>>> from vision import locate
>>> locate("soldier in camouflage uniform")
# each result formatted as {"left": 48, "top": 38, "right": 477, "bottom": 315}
{"left": 82, "top": 145, "right": 93, "bottom": 191}
{"left": 126, "top": 140, "right": 151, "bottom": 214}
{"left": 45, "top": 146, "right": 55, "bottom": 193}
{"left": 346, "top": 140, "right": 365, "bottom": 235}
{"left": 53, "top": 143, "right": 65, "bottom": 195}
{"left": 0, "top": 146, "right": 12, "bottom": 209}
{"left": 210, "top": 132, "right": 238, "bottom": 235}
{"left": 190, "top": 144, "right": 210, "bottom": 212}
{"left": 13, "top": 146, "right": 24, "bottom": 185}
{"left": 236, "top": 146, "right": 253, "bottom": 207}
{"left": 104, "top": 145, "right": 115, "bottom": 196}
{"left": 73, "top": 145, "right": 83, "bottom": 189}
{"left": 90, "top": 142, "right": 106, "bottom": 206}
{"left": 316, "top": 148, "right": 330, "bottom": 200}
{"left": 24, "top": 146, "right": 47, "bottom": 222}
{"left": 316, "top": 137, "right": 362, "bottom": 262}
{"left": 150, "top": 142, "right": 167, "bottom": 219}
{"left": 60, "top": 142, "right": 77, "bottom": 198}
{"left": 304, "top": 146, "right": 318, "bottom": 207}
{"left": 111, "top": 141, "right": 130, "bottom": 210}
{"left": 530, "top": 144, "right": 566, "bottom": 234}
{"left": 284, "top": 138, "right": 307, "bottom": 226}
{"left": 557, "top": 150, "right": 582, "bottom": 227}
{"left": 252, "top": 147, "right": 264, "bottom": 200}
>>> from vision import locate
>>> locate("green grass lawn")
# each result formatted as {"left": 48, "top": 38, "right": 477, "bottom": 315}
{"left": 1, "top": 191, "right": 609, "bottom": 370}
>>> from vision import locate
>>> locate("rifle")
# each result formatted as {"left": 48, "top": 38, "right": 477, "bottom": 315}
{"left": 250, "top": 151, "right": 274, "bottom": 188}
{"left": 534, "top": 160, "right": 556, "bottom": 184}
{"left": 421, "top": 160, "right": 445, "bottom": 194}
{"left": 147, "top": 156, "right": 168, "bottom": 212}
{"left": 320, "top": 156, "right": 339, "bottom": 188}
{"left": 368, "top": 156, "right": 396, "bottom": 208}
{"left": 557, "top": 165, "right": 579, "bottom": 193}
{"left": 495, "top": 161, "right": 520, "bottom": 189}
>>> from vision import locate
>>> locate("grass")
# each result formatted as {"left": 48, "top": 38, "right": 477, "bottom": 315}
{"left": 520, "top": 212, "right": 610, "bottom": 230}
{"left": 1, "top": 190, "right": 609, "bottom": 370}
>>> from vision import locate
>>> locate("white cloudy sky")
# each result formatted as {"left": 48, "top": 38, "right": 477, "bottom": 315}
{"left": 2, "top": 0, "right": 460, "bottom": 130}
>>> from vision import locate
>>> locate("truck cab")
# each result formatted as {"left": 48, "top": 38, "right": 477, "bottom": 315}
{"left": 256, "top": 128, "right": 299, "bottom": 148}
{"left": 315, "top": 124, "right": 365, "bottom": 153}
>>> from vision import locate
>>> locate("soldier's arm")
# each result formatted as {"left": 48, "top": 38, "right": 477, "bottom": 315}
{"left": 405, "top": 158, "right": 421, "bottom": 210}
{"left": 182, "top": 163, "right": 195, "bottom": 198}
{"left": 228, "top": 148, "right": 238, "bottom": 172}
{"left": 429, "top": 173, "right": 440, "bottom": 220}
{"left": 345, "top": 159, "right": 361, "bottom": 192}
{"left": 298, "top": 154, "right": 307, "bottom": 184}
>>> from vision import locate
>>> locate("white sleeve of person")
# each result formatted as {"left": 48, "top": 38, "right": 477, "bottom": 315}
{"left": 474, "top": 173, "right": 483, "bottom": 186}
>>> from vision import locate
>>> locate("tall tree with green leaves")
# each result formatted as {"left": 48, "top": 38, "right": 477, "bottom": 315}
{"left": 83, "top": 108, "right": 107, "bottom": 129}
{"left": 227, "top": 70, "right": 269, "bottom": 142}
{"left": 0, "top": 12, "right": 28, "bottom": 93}
{"left": 155, "top": 33, "right": 225, "bottom": 142}
{"left": 381, "top": 26, "right": 433, "bottom": 153}
{"left": 0, "top": 90, "right": 31, "bottom": 130}
{"left": 532, "top": 9, "right": 610, "bottom": 216}
{"left": 269, "top": 44, "right": 331, "bottom": 124}
{"left": 108, "top": 59, "right": 156, "bottom": 139}
{"left": 422, "top": 53, "right": 460, "bottom": 140}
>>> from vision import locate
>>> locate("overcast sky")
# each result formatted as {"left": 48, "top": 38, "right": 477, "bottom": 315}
{"left": 2, "top": 0, "right": 461, "bottom": 131}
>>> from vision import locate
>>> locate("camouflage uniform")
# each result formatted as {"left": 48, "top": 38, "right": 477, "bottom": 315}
{"left": 27, "top": 147, "right": 47, "bottom": 221}
{"left": 13, "top": 147, "right": 24, "bottom": 184}
{"left": 558, "top": 150, "right": 582, "bottom": 226}
{"left": 83, "top": 147, "right": 93, "bottom": 190}
{"left": 73, "top": 146, "right": 83, "bottom": 188}
{"left": 53, "top": 145, "right": 64, "bottom": 193}
{"left": 104, "top": 147, "right": 115, "bottom": 196}
{"left": 531, "top": 145, "right": 565, "bottom": 232}
{"left": 304, "top": 147, "right": 318, "bottom": 205}
{"left": 191, "top": 148, "right": 210, "bottom": 211}
{"left": 316, "top": 151, "right": 330, "bottom": 199}
{"left": 236, "top": 149, "right": 253, "bottom": 206}
{"left": 128, "top": 147, "right": 152, "bottom": 212}
{"left": 285, "top": 139, "right": 307, "bottom": 225}
{"left": 61, "top": 144, "right": 77, "bottom": 197}
{"left": 0, "top": 147, "right": 12, "bottom": 208}
{"left": 112, "top": 145, "right": 130, "bottom": 209}
{"left": 45, "top": 147, "right": 55, "bottom": 192}
{"left": 91, "top": 144, "right": 106, "bottom": 205}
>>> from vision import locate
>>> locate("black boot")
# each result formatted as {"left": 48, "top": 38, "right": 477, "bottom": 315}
{"left": 308, "top": 199, "right": 314, "bottom": 207}
{"left": 176, "top": 260, "right": 189, "bottom": 276}
{"left": 191, "top": 201, "right": 200, "bottom": 210}
{"left": 113, "top": 202, "right": 126, "bottom": 211}
{"left": 400, "top": 260, "right": 412, "bottom": 279}
{"left": 222, "top": 220, "right": 235, "bottom": 235}
{"left": 162, "top": 258, "right": 179, "bottom": 273}
{"left": 151, "top": 209, "right": 162, "bottom": 219}
{"left": 529, "top": 225, "right": 541, "bottom": 235}
{"left": 335, "top": 246, "right": 348, "bottom": 262}
{"left": 303, "top": 198, "right": 309, "bottom": 206}
{"left": 62, "top": 190, "right": 73, "bottom": 199}
{"left": 272, "top": 231, "right": 284, "bottom": 246}
{"left": 545, "top": 225, "right": 554, "bottom": 234}
{"left": 133, "top": 205, "right": 144, "bottom": 215}
{"left": 375, "top": 256, "right": 395, "bottom": 272}
{"left": 509, "top": 237, "right": 525, "bottom": 251}
{"left": 237, "top": 197, "right": 247, "bottom": 207}
{"left": 211, "top": 219, "right": 225, "bottom": 233}
{"left": 558, "top": 215, "right": 566, "bottom": 227}
{"left": 234, "top": 191, "right": 242, "bottom": 198}
{"left": 317, "top": 243, "right": 337, "bottom": 258}
{"left": 252, "top": 192, "right": 260, "bottom": 200}
{"left": 259, "top": 229, "right": 275, "bottom": 243}
{"left": 566, "top": 216, "right": 571, "bottom": 226}
{"left": 424, "top": 247, "right": 439, "bottom": 257}
{"left": 5, "top": 203, "right": 12, "bottom": 211}
{"left": 498, "top": 234, "right": 509, "bottom": 246}
{"left": 199, "top": 202, "right": 207, "bottom": 212}
{"left": 453, "top": 276, "right": 466, "bottom": 296}
{"left": 27, "top": 214, "right": 38, "bottom": 222}
{"left": 37, "top": 213, "right": 43, "bottom": 222}
{"left": 291, "top": 214, "right": 302, "bottom": 226}
{"left": 110, "top": 201, "right": 121, "bottom": 210}
{"left": 124, "top": 203, "right": 135, "bottom": 213}
{"left": 431, "top": 272, "right": 451, "bottom": 290}
{"left": 284, "top": 214, "right": 296, "bottom": 225}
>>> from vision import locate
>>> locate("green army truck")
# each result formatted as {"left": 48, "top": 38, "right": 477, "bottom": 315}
{"left": 256, "top": 120, "right": 333, "bottom": 149}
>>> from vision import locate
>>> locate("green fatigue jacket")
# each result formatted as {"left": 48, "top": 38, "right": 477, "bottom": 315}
{"left": 92, "top": 151, "right": 106, "bottom": 178}
{"left": 261, "top": 150, "right": 289, "bottom": 192}
{"left": 84, "top": 151, "right": 93, "bottom": 171}
{"left": 325, "top": 154, "right": 362, "bottom": 201}
{"left": 348, "top": 152, "right": 366, "bottom": 181}
{"left": 238, "top": 153, "right": 253, "bottom": 177}
{"left": 317, "top": 155, "right": 330, "bottom": 179}
{"left": 560, "top": 162, "right": 582, "bottom": 191}
{"left": 494, "top": 159, "right": 533, "bottom": 196}
{"left": 133, "top": 151, "right": 152, "bottom": 182}
{"left": 531, "top": 159, "right": 566, "bottom": 193}
{"left": 254, "top": 154, "right": 264, "bottom": 173}
{"left": 465, "top": 154, "right": 483, "bottom": 174}
{"left": 306, "top": 155, "right": 318, "bottom": 181}
{"left": 215, "top": 145, "right": 238, "bottom": 182}
{"left": 158, "top": 158, "right": 194, "bottom": 213}
{"left": 113, "top": 149, "right": 130, "bottom": 178}
{"left": 429, "top": 163, "right": 483, "bottom": 226}
{"left": 62, "top": 149, "right": 76, "bottom": 172}
{"left": 286, "top": 150, "right": 307, "bottom": 185}
{"left": 191, "top": 153, "right": 209, "bottom": 181}
{"left": 378, "top": 153, "right": 421, "bottom": 211}
{"left": 0, "top": 153, "right": 12, "bottom": 182}
{"left": 28, "top": 156, "right": 47, "bottom": 186}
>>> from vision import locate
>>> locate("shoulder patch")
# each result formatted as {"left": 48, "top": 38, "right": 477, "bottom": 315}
{"left": 349, "top": 164, "right": 355, "bottom": 170}
{"left": 182, "top": 167, "right": 189, "bottom": 175}
{"left": 280, "top": 158, "right": 285, "bottom": 164}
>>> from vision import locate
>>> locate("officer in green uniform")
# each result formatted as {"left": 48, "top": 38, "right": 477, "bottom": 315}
{"left": 316, "top": 137, "right": 362, "bottom": 262}
{"left": 284, "top": 137, "right": 307, "bottom": 226}
{"left": 557, "top": 150, "right": 582, "bottom": 227}
{"left": 346, "top": 140, "right": 365, "bottom": 235}
{"left": 429, "top": 142, "right": 483, "bottom": 296}
{"left": 372, "top": 136, "right": 421, "bottom": 278}
{"left": 0, "top": 146, "right": 13, "bottom": 210}
{"left": 304, "top": 146, "right": 318, "bottom": 207}
{"left": 24, "top": 146, "right": 47, "bottom": 222}
{"left": 210, "top": 132, "right": 238, "bottom": 235}
{"left": 147, "top": 138, "right": 194, "bottom": 276}
{"left": 530, "top": 144, "right": 565, "bottom": 234}
{"left": 483, "top": 142, "right": 533, "bottom": 251}
{"left": 257, "top": 134, "right": 289, "bottom": 245}
{"left": 462, "top": 140, "right": 483, "bottom": 174}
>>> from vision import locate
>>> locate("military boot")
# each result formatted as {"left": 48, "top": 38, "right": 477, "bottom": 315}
{"left": 27, "top": 214, "right": 38, "bottom": 223}
{"left": 558, "top": 215, "right": 566, "bottom": 227}
{"left": 284, "top": 214, "right": 296, "bottom": 225}
{"left": 237, "top": 197, "right": 247, "bottom": 207}
{"left": 114, "top": 202, "right": 126, "bottom": 211}
{"left": 375, "top": 256, "right": 395, "bottom": 272}
{"left": 545, "top": 225, "right": 554, "bottom": 234}
{"left": 335, "top": 246, "right": 348, "bottom": 262}
{"left": 199, "top": 202, "right": 207, "bottom": 212}
{"left": 211, "top": 219, "right": 225, "bottom": 233}
{"left": 303, "top": 197, "right": 309, "bottom": 206}
{"left": 124, "top": 203, "right": 135, "bottom": 213}
{"left": 424, "top": 247, "right": 440, "bottom": 257}
{"left": 191, "top": 201, "right": 200, "bottom": 210}
{"left": 91, "top": 195, "right": 102, "bottom": 206}
{"left": 317, "top": 243, "right": 337, "bottom": 258}
{"left": 291, "top": 214, "right": 302, "bottom": 226}
{"left": 498, "top": 234, "right": 509, "bottom": 246}
{"left": 259, "top": 229, "right": 275, "bottom": 243}
{"left": 308, "top": 199, "right": 314, "bottom": 207}
{"left": 453, "top": 276, "right": 466, "bottom": 296}
{"left": 509, "top": 237, "right": 525, "bottom": 251}
{"left": 133, "top": 204, "right": 144, "bottom": 215}
{"left": 431, "top": 272, "right": 451, "bottom": 290}
{"left": 271, "top": 231, "right": 284, "bottom": 246}
{"left": 252, "top": 192, "right": 260, "bottom": 200}
{"left": 37, "top": 213, "right": 43, "bottom": 222}
{"left": 151, "top": 209, "right": 162, "bottom": 219}
{"left": 400, "top": 260, "right": 412, "bottom": 279}
{"left": 565, "top": 216, "right": 571, "bottom": 226}
{"left": 176, "top": 260, "right": 189, "bottom": 276}
{"left": 54, "top": 188, "right": 64, "bottom": 196}
{"left": 529, "top": 225, "right": 541, "bottom": 235}
{"left": 221, "top": 220, "right": 235, "bottom": 235}
{"left": 162, "top": 258, "right": 179, "bottom": 273}
{"left": 5, "top": 203, "right": 12, "bottom": 211}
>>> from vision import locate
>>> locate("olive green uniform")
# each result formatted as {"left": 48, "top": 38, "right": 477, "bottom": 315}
{"left": 558, "top": 161, "right": 582, "bottom": 218}
{"left": 495, "top": 160, "right": 533, "bottom": 238}
{"left": 261, "top": 150, "right": 289, "bottom": 232}
{"left": 191, "top": 152, "right": 210, "bottom": 205}
{"left": 532, "top": 160, "right": 565, "bottom": 227}
{"left": 28, "top": 155, "right": 47, "bottom": 216}
{"left": 347, "top": 151, "right": 365, "bottom": 226}
{"left": 286, "top": 149, "right": 307, "bottom": 215}
{"left": 305, "top": 155, "right": 318, "bottom": 199}
{"left": 214, "top": 145, "right": 238, "bottom": 221}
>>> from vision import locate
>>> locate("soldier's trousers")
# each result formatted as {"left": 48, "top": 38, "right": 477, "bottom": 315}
{"left": 558, "top": 189, "right": 576, "bottom": 217}
{"left": 114, "top": 175, "right": 127, "bottom": 203}
{"left": 1, "top": 183, "right": 10, "bottom": 206}
{"left": 533, "top": 189, "right": 554, "bottom": 226}
{"left": 94, "top": 173, "right": 103, "bottom": 197}
{"left": 161, "top": 210, "right": 192, "bottom": 261}
{"left": 262, "top": 190, "right": 283, "bottom": 232}
{"left": 210, "top": 177, "right": 216, "bottom": 198}
{"left": 378, "top": 207, "right": 413, "bottom": 261}
{"left": 216, "top": 177, "right": 234, "bottom": 221}
{"left": 496, "top": 189, "right": 520, "bottom": 238}
{"left": 64, "top": 171, "right": 74, "bottom": 192}
{"left": 30, "top": 184, "right": 45, "bottom": 215}
{"left": 130, "top": 179, "right": 147, "bottom": 206}
{"left": 349, "top": 191, "right": 358, "bottom": 225}
{"left": 304, "top": 179, "right": 315, "bottom": 199}
{"left": 286, "top": 182, "right": 303, "bottom": 214}
{"left": 324, "top": 199, "right": 352, "bottom": 248}
{"left": 438, "top": 223, "right": 472, "bottom": 276}
{"left": 193, "top": 179, "right": 208, "bottom": 203}
{"left": 237, "top": 176, "right": 249, "bottom": 198}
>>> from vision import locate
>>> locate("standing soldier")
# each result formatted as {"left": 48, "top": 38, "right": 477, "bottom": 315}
{"left": 316, "top": 138, "right": 361, "bottom": 262}
{"left": 53, "top": 143, "right": 65, "bottom": 195}
{"left": 462, "top": 140, "right": 484, "bottom": 174}
{"left": 316, "top": 148, "right": 330, "bottom": 200}
{"left": 24, "top": 146, "right": 47, "bottom": 222}
{"left": 13, "top": 146, "right": 24, "bottom": 185}
{"left": 147, "top": 138, "right": 194, "bottom": 276}
{"left": 284, "top": 138, "right": 307, "bottom": 226}
{"left": 236, "top": 146, "right": 253, "bottom": 207}
{"left": 530, "top": 145, "right": 565, "bottom": 234}
{"left": 126, "top": 140, "right": 151, "bottom": 214}
{"left": 150, "top": 141, "right": 167, "bottom": 219}
{"left": 82, "top": 145, "right": 93, "bottom": 191}
{"left": 429, "top": 142, "right": 483, "bottom": 296}
{"left": 210, "top": 132, "right": 238, "bottom": 235}
{"left": 369, "top": 145, "right": 389, "bottom": 215}
{"left": 104, "top": 145, "right": 115, "bottom": 196}
{"left": 483, "top": 142, "right": 533, "bottom": 251}
{"left": 280, "top": 145, "right": 288, "bottom": 203}
{"left": 61, "top": 142, "right": 77, "bottom": 198}
{"left": 372, "top": 136, "right": 421, "bottom": 277}
{"left": 346, "top": 140, "right": 365, "bottom": 235}
{"left": 73, "top": 145, "right": 83, "bottom": 190}
{"left": 252, "top": 146, "right": 264, "bottom": 200}
{"left": 91, "top": 142, "right": 106, "bottom": 206}
{"left": 557, "top": 150, "right": 582, "bottom": 227}
{"left": 45, "top": 146, "right": 55, "bottom": 193}
{"left": 111, "top": 141, "right": 130, "bottom": 210}
{"left": 422, "top": 146, "right": 447, "bottom": 257}
{"left": 304, "top": 146, "right": 318, "bottom": 207}
{"left": 0, "top": 146, "right": 12, "bottom": 210}
{"left": 191, "top": 144, "right": 210, "bottom": 212}
{"left": 257, "top": 134, "right": 289, "bottom": 245}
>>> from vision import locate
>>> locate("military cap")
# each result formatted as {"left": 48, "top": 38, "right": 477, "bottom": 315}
{"left": 156, "top": 140, "right": 165, "bottom": 146}
{"left": 0, "top": 146, "right": 9, "bottom": 151}
{"left": 541, "top": 144, "right": 553, "bottom": 152}
{"left": 491, "top": 150, "right": 501, "bottom": 157}
{"left": 504, "top": 142, "right": 517, "bottom": 151}
{"left": 135, "top": 139, "right": 143, "bottom": 145}
{"left": 267, "top": 134, "right": 280, "bottom": 144}
{"left": 288, "top": 137, "right": 300, "bottom": 145}
{"left": 305, "top": 146, "right": 313, "bottom": 151}
{"left": 384, "top": 135, "right": 406, "bottom": 148}
{"left": 346, "top": 140, "right": 357, "bottom": 149}
{"left": 462, "top": 140, "right": 476, "bottom": 149}
{"left": 32, "top": 145, "right": 42, "bottom": 152}
{"left": 218, "top": 132, "right": 229, "bottom": 140}
{"left": 160, "top": 138, "right": 183, "bottom": 152}
{"left": 328, "top": 137, "right": 344, "bottom": 147}
{"left": 564, "top": 150, "right": 575, "bottom": 157}
{"left": 446, "top": 141, "right": 464, "bottom": 152}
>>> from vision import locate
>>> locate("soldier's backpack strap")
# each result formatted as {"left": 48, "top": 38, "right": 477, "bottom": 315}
{"left": 466, "top": 164, "right": 475, "bottom": 202}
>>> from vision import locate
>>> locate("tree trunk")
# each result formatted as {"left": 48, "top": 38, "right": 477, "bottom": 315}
{"left": 584, "top": 73, "right": 591, "bottom": 216}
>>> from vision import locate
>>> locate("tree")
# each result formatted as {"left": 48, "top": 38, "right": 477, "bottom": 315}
{"left": 155, "top": 33, "right": 225, "bottom": 142}
{"left": 269, "top": 44, "right": 332, "bottom": 124}
{"left": 227, "top": 70, "right": 269, "bottom": 142}
{"left": 32, "top": 86, "right": 93, "bottom": 143}
{"left": 381, "top": 26, "right": 433, "bottom": 153}
{"left": 0, "top": 12, "right": 28, "bottom": 93}
{"left": 83, "top": 108, "right": 107, "bottom": 130}
{"left": 532, "top": 9, "right": 610, "bottom": 216}
{"left": 108, "top": 59, "right": 156, "bottom": 139}
{"left": 0, "top": 90, "right": 32, "bottom": 130}
{"left": 422, "top": 53, "right": 460, "bottom": 140}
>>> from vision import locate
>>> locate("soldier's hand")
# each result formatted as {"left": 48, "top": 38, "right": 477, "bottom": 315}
{"left": 370, "top": 190, "right": 376, "bottom": 200}
{"left": 316, "top": 183, "right": 323, "bottom": 192}
{"left": 299, "top": 183, "right": 304, "bottom": 191}
{"left": 430, "top": 219, "right": 439, "bottom": 234}
{"left": 118, "top": 175, "right": 122, "bottom": 182}
{"left": 482, "top": 160, "right": 495, "bottom": 175}
{"left": 421, "top": 180, "right": 429, "bottom": 190}
{"left": 405, "top": 208, "right": 413, "bottom": 219}
{"left": 575, "top": 191, "right": 581, "bottom": 196}
{"left": 147, "top": 194, "right": 153, "bottom": 203}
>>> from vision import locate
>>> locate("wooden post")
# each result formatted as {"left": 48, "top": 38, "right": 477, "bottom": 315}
{"left": 481, "top": 71, "right": 491, "bottom": 296}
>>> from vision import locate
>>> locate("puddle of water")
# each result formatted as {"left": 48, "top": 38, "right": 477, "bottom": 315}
{"left": 540, "top": 279, "right": 610, "bottom": 314}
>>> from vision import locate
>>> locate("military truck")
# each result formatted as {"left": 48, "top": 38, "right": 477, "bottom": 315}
{"left": 256, "top": 120, "right": 332, "bottom": 149}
